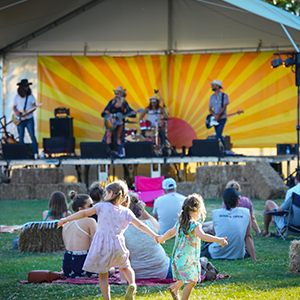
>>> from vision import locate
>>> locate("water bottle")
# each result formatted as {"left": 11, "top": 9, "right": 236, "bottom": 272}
{"left": 286, "top": 146, "right": 290, "bottom": 155}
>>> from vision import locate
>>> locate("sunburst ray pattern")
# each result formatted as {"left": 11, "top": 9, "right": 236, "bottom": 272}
{"left": 38, "top": 52, "right": 297, "bottom": 148}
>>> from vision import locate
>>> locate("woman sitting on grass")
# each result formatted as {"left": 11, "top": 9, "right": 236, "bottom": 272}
{"left": 122, "top": 193, "right": 172, "bottom": 280}
{"left": 42, "top": 191, "right": 71, "bottom": 221}
{"left": 62, "top": 191, "right": 98, "bottom": 278}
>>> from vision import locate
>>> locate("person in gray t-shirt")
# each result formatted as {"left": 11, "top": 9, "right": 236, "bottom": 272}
{"left": 153, "top": 178, "right": 185, "bottom": 235}
{"left": 123, "top": 193, "right": 172, "bottom": 280}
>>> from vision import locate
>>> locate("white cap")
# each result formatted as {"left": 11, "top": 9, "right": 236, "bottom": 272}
{"left": 162, "top": 178, "right": 177, "bottom": 190}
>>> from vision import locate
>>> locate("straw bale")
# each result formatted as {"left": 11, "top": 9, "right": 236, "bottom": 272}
{"left": 11, "top": 168, "right": 64, "bottom": 184}
{"left": 57, "top": 183, "right": 87, "bottom": 196}
{"left": 201, "top": 184, "right": 221, "bottom": 199}
{"left": 289, "top": 240, "right": 300, "bottom": 273}
{"left": 35, "top": 168, "right": 64, "bottom": 184}
{"left": 34, "top": 184, "right": 63, "bottom": 200}
{"left": 243, "top": 160, "right": 287, "bottom": 200}
{"left": 0, "top": 184, "right": 34, "bottom": 200}
{"left": 195, "top": 164, "right": 245, "bottom": 185}
{"left": 177, "top": 182, "right": 202, "bottom": 197}
{"left": 18, "top": 221, "right": 65, "bottom": 252}
{"left": 239, "top": 182, "right": 256, "bottom": 199}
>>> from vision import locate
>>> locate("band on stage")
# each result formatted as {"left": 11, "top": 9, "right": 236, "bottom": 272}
{"left": 3, "top": 79, "right": 234, "bottom": 159}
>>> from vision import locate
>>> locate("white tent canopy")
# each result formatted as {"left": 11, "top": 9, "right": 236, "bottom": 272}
{"left": 1, "top": 0, "right": 300, "bottom": 57}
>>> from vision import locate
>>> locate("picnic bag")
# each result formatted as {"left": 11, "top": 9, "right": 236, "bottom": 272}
{"left": 28, "top": 270, "right": 63, "bottom": 283}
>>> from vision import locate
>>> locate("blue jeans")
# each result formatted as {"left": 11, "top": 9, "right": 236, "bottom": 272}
{"left": 214, "top": 118, "right": 226, "bottom": 150}
{"left": 17, "top": 117, "right": 38, "bottom": 154}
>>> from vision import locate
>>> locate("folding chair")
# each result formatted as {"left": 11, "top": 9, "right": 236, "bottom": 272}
{"left": 264, "top": 192, "right": 300, "bottom": 240}
{"left": 134, "top": 175, "right": 165, "bottom": 207}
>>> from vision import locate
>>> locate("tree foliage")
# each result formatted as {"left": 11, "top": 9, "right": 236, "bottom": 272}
{"left": 263, "top": 0, "right": 300, "bottom": 16}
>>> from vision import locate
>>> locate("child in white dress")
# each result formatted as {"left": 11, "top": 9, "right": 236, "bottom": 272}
{"left": 59, "top": 180, "right": 159, "bottom": 300}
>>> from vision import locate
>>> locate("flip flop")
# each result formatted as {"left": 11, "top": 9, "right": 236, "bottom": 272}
{"left": 168, "top": 285, "right": 179, "bottom": 300}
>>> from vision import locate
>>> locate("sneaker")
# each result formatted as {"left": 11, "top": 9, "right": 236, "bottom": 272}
{"left": 125, "top": 283, "right": 137, "bottom": 300}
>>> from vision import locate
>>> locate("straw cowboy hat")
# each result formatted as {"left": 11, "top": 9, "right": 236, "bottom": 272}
{"left": 113, "top": 86, "right": 127, "bottom": 96}
{"left": 149, "top": 94, "right": 160, "bottom": 102}
{"left": 17, "top": 79, "right": 32, "bottom": 86}
{"left": 210, "top": 79, "right": 223, "bottom": 89}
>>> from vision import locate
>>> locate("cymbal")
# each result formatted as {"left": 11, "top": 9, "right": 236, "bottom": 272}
{"left": 125, "top": 120, "right": 137, "bottom": 124}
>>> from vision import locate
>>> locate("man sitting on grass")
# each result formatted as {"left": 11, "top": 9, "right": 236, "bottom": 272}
{"left": 201, "top": 187, "right": 258, "bottom": 261}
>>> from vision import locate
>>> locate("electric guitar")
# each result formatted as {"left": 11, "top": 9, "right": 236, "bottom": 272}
{"left": 12, "top": 103, "right": 43, "bottom": 126}
{"left": 205, "top": 109, "right": 244, "bottom": 129}
{"left": 104, "top": 109, "right": 143, "bottom": 131}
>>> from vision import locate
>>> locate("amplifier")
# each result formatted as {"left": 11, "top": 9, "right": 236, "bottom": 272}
{"left": 54, "top": 107, "right": 70, "bottom": 118}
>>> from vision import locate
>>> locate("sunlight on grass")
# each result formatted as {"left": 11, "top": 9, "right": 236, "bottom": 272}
{"left": 1, "top": 198, "right": 300, "bottom": 299}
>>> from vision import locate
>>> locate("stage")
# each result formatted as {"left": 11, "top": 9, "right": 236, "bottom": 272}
{"left": 0, "top": 154, "right": 295, "bottom": 186}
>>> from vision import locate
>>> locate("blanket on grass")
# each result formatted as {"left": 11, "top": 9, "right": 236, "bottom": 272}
{"left": 20, "top": 269, "right": 230, "bottom": 285}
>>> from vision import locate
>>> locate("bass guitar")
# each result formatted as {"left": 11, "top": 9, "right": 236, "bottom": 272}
{"left": 104, "top": 109, "right": 143, "bottom": 131}
{"left": 12, "top": 103, "right": 43, "bottom": 126}
{"left": 205, "top": 109, "right": 244, "bottom": 129}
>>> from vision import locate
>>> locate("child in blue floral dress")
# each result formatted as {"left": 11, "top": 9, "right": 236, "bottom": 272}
{"left": 158, "top": 194, "right": 228, "bottom": 300}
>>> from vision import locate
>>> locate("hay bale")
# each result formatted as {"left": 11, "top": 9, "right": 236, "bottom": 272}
{"left": 195, "top": 165, "right": 245, "bottom": 185}
{"left": 289, "top": 240, "right": 300, "bottom": 273}
{"left": 18, "top": 221, "right": 65, "bottom": 252}
{"left": 35, "top": 184, "right": 63, "bottom": 200}
{"left": 58, "top": 183, "right": 87, "bottom": 196}
{"left": 35, "top": 168, "right": 64, "bottom": 184}
{"left": 0, "top": 184, "right": 35, "bottom": 200}
{"left": 243, "top": 160, "right": 288, "bottom": 200}
{"left": 239, "top": 182, "right": 256, "bottom": 199}
{"left": 177, "top": 182, "right": 202, "bottom": 196}
{"left": 201, "top": 183, "right": 221, "bottom": 199}
{"left": 11, "top": 168, "right": 64, "bottom": 184}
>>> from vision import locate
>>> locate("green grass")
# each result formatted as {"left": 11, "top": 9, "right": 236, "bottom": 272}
{"left": 1, "top": 198, "right": 300, "bottom": 299}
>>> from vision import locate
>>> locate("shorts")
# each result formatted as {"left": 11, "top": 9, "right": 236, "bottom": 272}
{"left": 63, "top": 250, "right": 95, "bottom": 278}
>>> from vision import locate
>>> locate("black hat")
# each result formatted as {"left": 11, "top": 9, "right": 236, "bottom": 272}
{"left": 223, "top": 187, "right": 241, "bottom": 202}
{"left": 17, "top": 79, "right": 32, "bottom": 86}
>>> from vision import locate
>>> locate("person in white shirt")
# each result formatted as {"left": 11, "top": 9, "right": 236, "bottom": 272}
{"left": 13, "top": 79, "right": 38, "bottom": 158}
{"left": 153, "top": 178, "right": 185, "bottom": 235}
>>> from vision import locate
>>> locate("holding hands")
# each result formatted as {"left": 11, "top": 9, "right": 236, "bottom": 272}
{"left": 219, "top": 236, "right": 228, "bottom": 247}
{"left": 58, "top": 218, "right": 67, "bottom": 227}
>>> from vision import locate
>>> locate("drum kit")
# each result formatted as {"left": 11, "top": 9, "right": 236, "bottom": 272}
{"left": 124, "top": 118, "right": 174, "bottom": 156}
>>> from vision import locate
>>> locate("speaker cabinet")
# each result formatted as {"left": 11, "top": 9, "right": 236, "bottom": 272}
{"left": 2, "top": 143, "right": 34, "bottom": 159}
{"left": 188, "top": 139, "right": 224, "bottom": 156}
{"left": 50, "top": 118, "right": 73, "bottom": 138}
{"left": 125, "top": 142, "right": 154, "bottom": 158}
{"left": 43, "top": 137, "right": 75, "bottom": 154}
{"left": 80, "top": 142, "right": 107, "bottom": 158}
{"left": 277, "top": 143, "right": 298, "bottom": 155}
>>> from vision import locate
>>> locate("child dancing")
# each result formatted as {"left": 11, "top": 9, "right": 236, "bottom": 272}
{"left": 58, "top": 180, "right": 160, "bottom": 300}
{"left": 158, "top": 194, "right": 228, "bottom": 300}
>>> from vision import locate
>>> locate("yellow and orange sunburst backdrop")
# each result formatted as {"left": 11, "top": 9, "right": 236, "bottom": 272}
{"left": 37, "top": 52, "right": 297, "bottom": 149}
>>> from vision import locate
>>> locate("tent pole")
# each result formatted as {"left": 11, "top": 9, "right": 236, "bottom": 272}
{"left": 168, "top": 0, "right": 173, "bottom": 53}
{"left": 281, "top": 24, "right": 300, "bottom": 52}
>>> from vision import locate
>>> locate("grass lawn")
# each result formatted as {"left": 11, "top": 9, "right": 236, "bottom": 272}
{"left": 0, "top": 198, "right": 300, "bottom": 299}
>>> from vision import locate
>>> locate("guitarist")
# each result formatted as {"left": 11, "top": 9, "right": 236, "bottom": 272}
{"left": 208, "top": 79, "right": 229, "bottom": 150}
{"left": 101, "top": 86, "right": 136, "bottom": 157}
{"left": 13, "top": 79, "right": 38, "bottom": 158}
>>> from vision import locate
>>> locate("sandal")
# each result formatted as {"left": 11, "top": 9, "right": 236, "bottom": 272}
{"left": 270, "top": 231, "right": 280, "bottom": 238}
{"left": 256, "top": 231, "right": 269, "bottom": 237}
{"left": 168, "top": 285, "right": 179, "bottom": 300}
